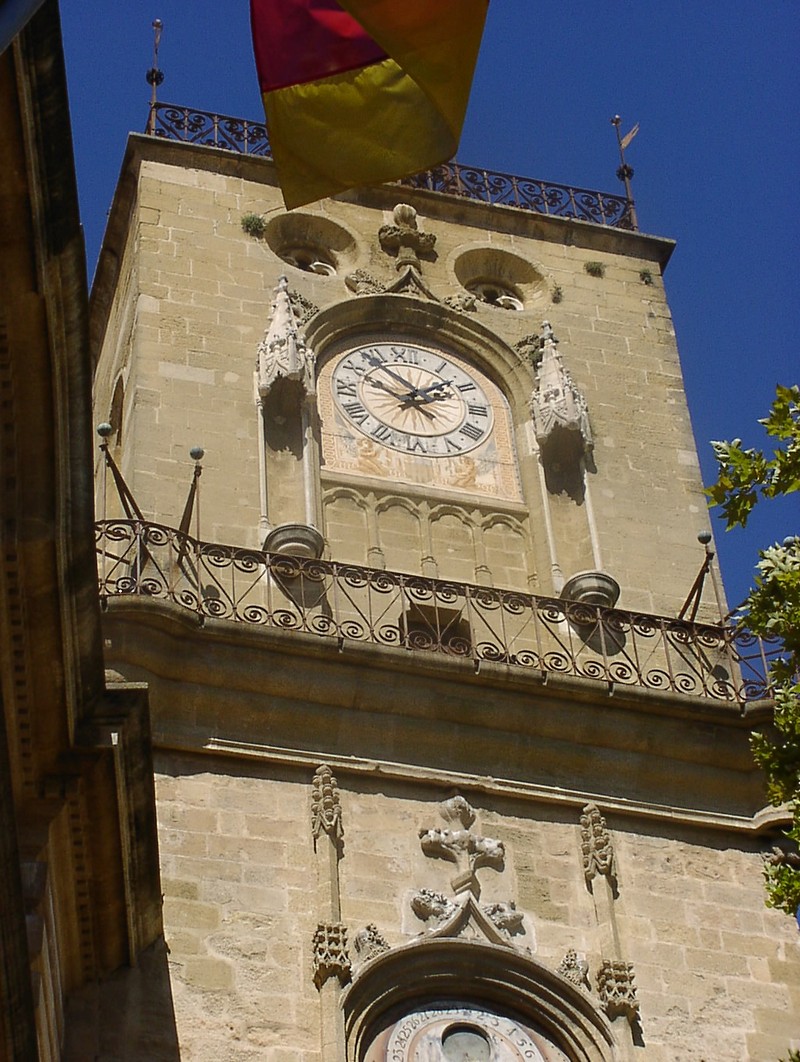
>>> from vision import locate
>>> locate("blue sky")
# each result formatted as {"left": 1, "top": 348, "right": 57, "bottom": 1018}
{"left": 60, "top": 1, "right": 798, "bottom": 608}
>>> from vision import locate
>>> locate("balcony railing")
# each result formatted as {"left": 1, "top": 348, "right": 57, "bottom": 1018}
{"left": 96, "top": 520, "right": 779, "bottom": 706}
{"left": 146, "top": 102, "right": 636, "bottom": 230}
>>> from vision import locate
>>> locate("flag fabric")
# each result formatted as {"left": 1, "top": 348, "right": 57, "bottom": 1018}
{"left": 620, "top": 122, "right": 640, "bottom": 152}
{"left": 251, "top": 0, "right": 489, "bottom": 209}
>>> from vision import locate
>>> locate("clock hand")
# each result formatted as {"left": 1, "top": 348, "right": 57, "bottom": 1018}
{"left": 365, "top": 357, "right": 419, "bottom": 396}
{"left": 415, "top": 379, "right": 455, "bottom": 401}
{"left": 367, "top": 377, "right": 409, "bottom": 401}
{"left": 365, "top": 376, "right": 435, "bottom": 419}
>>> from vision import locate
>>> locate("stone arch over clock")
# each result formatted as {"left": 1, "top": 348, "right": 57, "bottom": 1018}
{"left": 342, "top": 939, "right": 617, "bottom": 1062}
{"left": 308, "top": 297, "right": 536, "bottom": 591}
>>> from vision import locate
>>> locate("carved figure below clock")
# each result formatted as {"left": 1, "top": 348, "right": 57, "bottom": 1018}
{"left": 332, "top": 342, "right": 494, "bottom": 457}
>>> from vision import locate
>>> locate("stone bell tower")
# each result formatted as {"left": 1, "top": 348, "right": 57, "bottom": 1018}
{"left": 86, "top": 108, "right": 799, "bottom": 1060}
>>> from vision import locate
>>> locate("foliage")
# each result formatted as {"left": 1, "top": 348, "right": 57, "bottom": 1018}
{"left": 584, "top": 261, "right": 605, "bottom": 278}
{"left": 708, "top": 385, "right": 800, "bottom": 917}
{"left": 241, "top": 212, "right": 267, "bottom": 239}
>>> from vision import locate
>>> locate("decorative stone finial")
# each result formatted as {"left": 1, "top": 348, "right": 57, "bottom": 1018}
{"left": 580, "top": 803, "right": 618, "bottom": 892}
{"left": 312, "top": 922, "right": 351, "bottom": 989}
{"left": 596, "top": 959, "right": 639, "bottom": 1022}
{"left": 529, "top": 321, "right": 592, "bottom": 459}
{"left": 311, "top": 764, "right": 343, "bottom": 847}
{"left": 378, "top": 203, "right": 436, "bottom": 272}
{"left": 256, "top": 276, "right": 315, "bottom": 397}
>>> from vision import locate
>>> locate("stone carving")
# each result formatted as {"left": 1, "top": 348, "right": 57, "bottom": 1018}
{"left": 481, "top": 901, "right": 525, "bottom": 938}
{"left": 529, "top": 321, "right": 592, "bottom": 458}
{"left": 311, "top": 764, "right": 343, "bottom": 847}
{"left": 418, "top": 795, "right": 505, "bottom": 881}
{"left": 256, "top": 275, "right": 316, "bottom": 397}
{"left": 312, "top": 921, "right": 351, "bottom": 988}
{"left": 439, "top": 794, "right": 476, "bottom": 828}
{"left": 442, "top": 292, "right": 477, "bottom": 313}
{"left": 580, "top": 803, "right": 617, "bottom": 892}
{"left": 558, "top": 948, "right": 590, "bottom": 989}
{"left": 411, "top": 888, "right": 458, "bottom": 926}
{"left": 378, "top": 203, "right": 436, "bottom": 272}
{"left": 353, "top": 923, "right": 390, "bottom": 964}
{"left": 596, "top": 959, "right": 639, "bottom": 1021}
{"left": 344, "top": 269, "right": 386, "bottom": 295}
{"left": 287, "top": 288, "right": 319, "bottom": 326}
{"left": 515, "top": 333, "right": 541, "bottom": 365}
{"left": 418, "top": 825, "right": 504, "bottom": 873}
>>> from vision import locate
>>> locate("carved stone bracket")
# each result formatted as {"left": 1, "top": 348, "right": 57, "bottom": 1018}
{"left": 410, "top": 888, "right": 458, "bottom": 926}
{"left": 596, "top": 959, "right": 639, "bottom": 1022}
{"left": 580, "top": 803, "right": 618, "bottom": 893}
{"left": 557, "top": 948, "right": 590, "bottom": 990}
{"left": 529, "top": 321, "right": 592, "bottom": 460}
{"left": 312, "top": 921, "right": 351, "bottom": 989}
{"left": 256, "top": 275, "right": 316, "bottom": 397}
{"left": 311, "top": 764, "right": 343, "bottom": 849}
{"left": 352, "top": 924, "right": 390, "bottom": 966}
{"left": 344, "top": 269, "right": 386, "bottom": 295}
{"left": 514, "top": 333, "right": 541, "bottom": 366}
{"left": 378, "top": 203, "right": 436, "bottom": 272}
{"left": 480, "top": 901, "right": 525, "bottom": 938}
{"left": 288, "top": 289, "right": 319, "bottom": 327}
{"left": 442, "top": 292, "right": 477, "bottom": 313}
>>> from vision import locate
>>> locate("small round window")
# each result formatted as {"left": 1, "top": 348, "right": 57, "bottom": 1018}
{"left": 442, "top": 1023, "right": 492, "bottom": 1062}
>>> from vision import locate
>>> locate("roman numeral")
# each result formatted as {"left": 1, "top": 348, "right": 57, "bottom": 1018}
{"left": 468, "top": 404, "right": 489, "bottom": 417}
{"left": 370, "top": 423, "right": 393, "bottom": 442}
{"left": 336, "top": 381, "right": 357, "bottom": 398}
{"left": 457, "top": 381, "right": 476, "bottom": 393}
{"left": 436, "top": 360, "right": 448, "bottom": 373}
{"left": 390, "top": 346, "right": 419, "bottom": 365}
{"left": 444, "top": 437, "right": 463, "bottom": 453}
{"left": 459, "top": 422, "right": 484, "bottom": 442}
{"left": 344, "top": 401, "right": 369, "bottom": 424}
{"left": 406, "top": 436, "right": 428, "bottom": 453}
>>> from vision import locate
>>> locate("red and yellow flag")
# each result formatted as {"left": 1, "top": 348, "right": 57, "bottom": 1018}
{"left": 251, "top": 0, "right": 489, "bottom": 209}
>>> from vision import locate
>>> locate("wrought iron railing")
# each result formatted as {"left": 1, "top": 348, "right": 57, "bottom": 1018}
{"left": 96, "top": 519, "right": 779, "bottom": 706}
{"left": 146, "top": 102, "right": 635, "bottom": 230}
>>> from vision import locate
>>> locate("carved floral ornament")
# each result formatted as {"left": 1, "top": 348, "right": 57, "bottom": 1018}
{"left": 580, "top": 802, "right": 618, "bottom": 892}
{"left": 312, "top": 921, "right": 350, "bottom": 989}
{"left": 310, "top": 763, "right": 343, "bottom": 846}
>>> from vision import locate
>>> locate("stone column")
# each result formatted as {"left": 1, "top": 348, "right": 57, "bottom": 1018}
{"left": 311, "top": 765, "right": 348, "bottom": 1062}
{"left": 580, "top": 803, "right": 641, "bottom": 1056}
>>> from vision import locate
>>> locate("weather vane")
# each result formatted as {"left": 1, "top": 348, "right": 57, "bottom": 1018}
{"left": 611, "top": 115, "right": 639, "bottom": 230}
{"left": 145, "top": 19, "right": 164, "bottom": 135}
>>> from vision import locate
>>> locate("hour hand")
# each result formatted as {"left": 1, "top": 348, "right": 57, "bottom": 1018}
{"left": 414, "top": 379, "right": 454, "bottom": 402}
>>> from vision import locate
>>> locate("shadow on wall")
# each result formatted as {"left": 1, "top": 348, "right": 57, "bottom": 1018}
{"left": 63, "top": 938, "right": 180, "bottom": 1061}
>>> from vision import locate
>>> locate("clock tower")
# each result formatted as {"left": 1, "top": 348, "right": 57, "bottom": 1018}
{"left": 87, "top": 113, "right": 799, "bottom": 1060}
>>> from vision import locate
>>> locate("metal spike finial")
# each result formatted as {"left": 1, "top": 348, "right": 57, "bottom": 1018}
{"left": 146, "top": 19, "right": 164, "bottom": 134}
{"left": 610, "top": 114, "right": 638, "bottom": 231}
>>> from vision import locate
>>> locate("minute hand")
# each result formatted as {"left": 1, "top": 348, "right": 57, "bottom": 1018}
{"left": 373, "top": 363, "right": 419, "bottom": 394}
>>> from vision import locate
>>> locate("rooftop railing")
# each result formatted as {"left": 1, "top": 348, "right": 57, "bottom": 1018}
{"left": 97, "top": 519, "right": 778, "bottom": 706}
{"left": 146, "top": 102, "right": 636, "bottom": 230}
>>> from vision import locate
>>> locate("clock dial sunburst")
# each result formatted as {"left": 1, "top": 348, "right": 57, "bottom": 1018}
{"left": 332, "top": 342, "right": 493, "bottom": 457}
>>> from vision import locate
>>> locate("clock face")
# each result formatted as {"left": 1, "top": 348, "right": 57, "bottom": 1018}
{"left": 331, "top": 342, "right": 494, "bottom": 457}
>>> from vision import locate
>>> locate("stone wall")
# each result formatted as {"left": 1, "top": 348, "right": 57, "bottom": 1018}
{"left": 150, "top": 753, "right": 799, "bottom": 1061}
